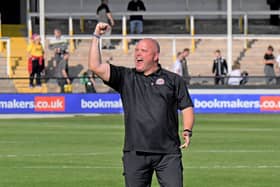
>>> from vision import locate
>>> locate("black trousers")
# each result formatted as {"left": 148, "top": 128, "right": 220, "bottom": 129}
{"left": 58, "top": 79, "right": 67, "bottom": 93}
{"left": 122, "top": 151, "right": 183, "bottom": 187}
{"left": 214, "top": 75, "right": 225, "bottom": 85}
{"left": 29, "top": 59, "right": 41, "bottom": 86}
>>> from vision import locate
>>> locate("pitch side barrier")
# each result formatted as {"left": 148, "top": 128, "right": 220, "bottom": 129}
{"left": 0, "top": 89, "right": 280, "bottom": 114}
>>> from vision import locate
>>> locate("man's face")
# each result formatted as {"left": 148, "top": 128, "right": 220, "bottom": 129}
{"left": 267, "top": 49, "right": 273, "bottom": 54}
{"left": 182, "top": 50, "right": 189, "bottom": 58}
{"left": 215, "top": 52, "right": 221, "bottom": 58}
{"left": 54, "top": 30, "right": 61, "bottom": 37}
{"left": 134, "top": 39, "right": 159, "bottom": 73}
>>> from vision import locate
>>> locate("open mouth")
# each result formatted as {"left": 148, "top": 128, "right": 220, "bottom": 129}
{"left": 136, "top": 57, "right": 144, "bottom": 64}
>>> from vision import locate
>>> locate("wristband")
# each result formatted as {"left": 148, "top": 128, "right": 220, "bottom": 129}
{"left": 93, "top": 33, "right": 101, "bottom": 39}
{"left": 183, "top": 129, "right": 192, "bottom": 137}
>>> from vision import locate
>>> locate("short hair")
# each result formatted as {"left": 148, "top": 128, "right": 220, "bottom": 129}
{"left": 268, "top": 45, "right": 274, "bottom": 51}
{"left": 215, "top": 49, "right": 221, "bottom": 53}
{"left": 54, "top": 28, "right": 61, "bottom": 32}
{"left": 183, "top": 48, "right": 190, "bottom": 52}
{"left": 177, "top": 51, "right": 182, "bottom": 57}
{"left": 232, "top": 63, "right": 240, "bottom": 70}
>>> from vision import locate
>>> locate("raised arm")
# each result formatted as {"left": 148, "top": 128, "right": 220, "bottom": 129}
{"left": 88, "top": 22, "right": 111, "bottom": 82}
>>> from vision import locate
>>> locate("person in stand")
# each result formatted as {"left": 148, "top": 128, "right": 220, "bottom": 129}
{"left": 228, "top": 62, "right": 242, "bottom": 86}
{"left": 48, "top": 28, "right": 68, "bottom": 66}
{"left": 173, "top": 48, "right": 191, "bottom": 85}
{"left": 27, "top": 34, "right": 44, "bottom": 88}
{"left": 127, "top": 0, "right": 146, "bottom": 44}
{"left": 181, "top": 48, "right": 191, "bottom": 85}
{"left": 81, "top": 70, "right": 97, "bottom": 93}
{"left": 96, "top": 0, "right": 115, "bottom": 49}
{"left": 173, "top": 51, "right": 183, "bottom": 76}
{"left": 212, "top": 49, "right": 228, "bottom": 85}
{"left": 56, "top": 50, "right": 71, "bottom": 93}
{"left": 276, "top": 49, "right": 280, "bottom": 85}
{"left": 267, "top": 0, "right": 280, "bottom": 25}
{"left": 89, "top": 22, "right": 194, "bottom": 187}
{"left": 263, "top": 45, "right": 276, "bottom": 85}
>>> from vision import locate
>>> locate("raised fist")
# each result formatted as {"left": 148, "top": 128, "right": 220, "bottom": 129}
{"left": 94, "top": 22, "right": 111, "bottom": 36}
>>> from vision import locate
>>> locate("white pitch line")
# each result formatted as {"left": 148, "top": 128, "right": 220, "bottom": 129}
{"left": 0, "top": 150, "right": 278, "bottom": 158}
{"left": 0, "top": 141, "right": 20, "bottom": 144}
{"left": 0, "top": 152, "right": 118, "bottom": 158}
{"left": 192, "top": 150, "right": 279, "bottom": 153}
{"left": 4, "top": 165, "right": 280, "bottom": 170}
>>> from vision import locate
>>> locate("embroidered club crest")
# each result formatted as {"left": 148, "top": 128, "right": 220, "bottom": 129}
{"left": 155, "top": 78, "right": 165, "bottom": 85}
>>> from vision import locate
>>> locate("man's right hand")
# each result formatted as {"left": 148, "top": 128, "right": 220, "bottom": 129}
{"left": 94, "top": 22, "right": 111, "bottom": 36}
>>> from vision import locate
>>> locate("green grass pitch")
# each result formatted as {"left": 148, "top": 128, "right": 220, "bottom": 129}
{"left": 0, "top": 114, "right": 279, "bottom": 187}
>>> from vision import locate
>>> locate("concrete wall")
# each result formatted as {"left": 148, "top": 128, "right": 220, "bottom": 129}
{"left": 39, "top": 0, "right": 270, "bottom": 19}
{"left": 43, "top": 0, "right": 269, "bottom": 12}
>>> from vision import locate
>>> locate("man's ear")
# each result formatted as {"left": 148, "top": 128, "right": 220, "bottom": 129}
{"left": 154, "top": 53, "right": 159, "bottom": 63}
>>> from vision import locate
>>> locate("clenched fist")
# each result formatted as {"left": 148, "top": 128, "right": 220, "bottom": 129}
{"left": 94, "top": 22, "right": 111, "bottom": 36}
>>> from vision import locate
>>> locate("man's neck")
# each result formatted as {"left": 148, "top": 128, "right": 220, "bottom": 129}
{"left": 144, "top": 64, "right": 160, "bottom": 76}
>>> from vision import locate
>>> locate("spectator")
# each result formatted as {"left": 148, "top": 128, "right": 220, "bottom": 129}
{"left": 228, "top": 62, "right": 242, "bottom": 85}
{"left": 263, "top": 45, "right": 276, "bottom": 85}
{"left": 173, "top": 48, "right": 191, "bottom": 85}
{"left": 267, "top": 0, "right": 279, "bottom": 25}
{"left": 276, "top": 49, "right": 280, "bottom": 84}
{"left": 27, "top": 34, "right": 45, "bottom": 88}
{"left": 81, "top": 70, "right": 97, "bottom": 93}
{"left": 173, "top": 51, "right": 183, "bottom": 76}
{"left": 127, "top": 0, "right": 146, "bottom": 44}
{"left": 240, "top": 71, "right": 249, "bottom": 85}
{"left": 212, "top": 49, "right": 228, "bottom": 85}
{"left": 48, "top": 28, "right": 68, "bottom": 66}
{"left": 56, "top": 50, "right": 71, "bottom": 93}
{"left": 181, "top": 48, "right": 191, "bottom": 85}
{"left": 96, "top": 0, "right": 115, "bottom": 49}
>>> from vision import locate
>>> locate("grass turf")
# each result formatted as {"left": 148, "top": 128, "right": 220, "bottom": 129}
{"left": 0, "top": 114, "right": 279, "bottom": 187}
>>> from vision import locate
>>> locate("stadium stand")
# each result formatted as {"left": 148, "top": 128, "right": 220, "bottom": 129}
{"left": 2, "top": 25, "right": 48, "bottom": 93}
{"left": 1, "top": 0, "right": 280, "bottom": 93}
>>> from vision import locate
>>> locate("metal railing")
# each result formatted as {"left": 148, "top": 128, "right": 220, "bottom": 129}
{"left": 28, "top": 10, "right": 280, "bottom": 38}
{"left": 1, "top": 75, "right": 279, "bottom": 93}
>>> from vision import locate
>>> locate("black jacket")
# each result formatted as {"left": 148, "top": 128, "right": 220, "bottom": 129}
{"left": 212, "top": 57, "right": 228, "bottom": 76}
{"left": 127, "top": 0, "right": 146, "bottom": 21}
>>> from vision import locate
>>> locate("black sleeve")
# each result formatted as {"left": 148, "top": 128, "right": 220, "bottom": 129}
{"left": 176, "top": 77, "right": 193, "bottom": 110}
{"left": 224, "top": 59, "right": 228, "bottom": 73}
{"left": 127, "top": 2, "right": 132, "bottom": 11}
{"left": 140, "top": 1, "right": 146, "bottom": 11}
{"left": 103, "top": 64, "right": 126, "bottom": 93}
{"left": 212, "top": 61, "right": 216, "bottom": 73}
{"left": 105, "top": 5, "right": 111, "bottom": 13}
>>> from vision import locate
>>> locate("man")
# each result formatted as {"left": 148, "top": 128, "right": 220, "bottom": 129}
{"left": 181, "top": 48, "right": 191, "bottom": 85}
{"left": 173, "top": 51, "right": 183, "bottom": 76}
{"left": 96, "top": 0, "right": 115, "bottom": 49}
{"left": 267, "top": 0, "right": 280, "bottom": 25}
{"left": 127, "top": 0, "right": 146, "bottom": 44}
{"left": 212, "top": 49, "right": 228, "bottom": 85}
{"left": 263, "top": 45, "right": 276, "bottom": 85}
{"left": 173, "top": 48, "right": 191, "bottom": 85}
{"left": 48, "top": 28, "right": 68, "bottom": 66}
{"left": 89, "top": 22, "right": 194, "bottom": 187}
{"left": 56, "top": 50, "right": 71, "bottom": 93}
